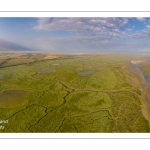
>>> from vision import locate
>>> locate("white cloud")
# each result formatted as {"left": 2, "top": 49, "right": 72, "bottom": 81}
{"left": 33, "top": 18, "right": 129, "bottom": 39}
{"left": 32, "top": 17, "right": 150, "bottom": 52}
{"left": 130, "top": 28, "right": 150, "bottom": 38}
{"left": 146, "top": 25, "right": 150, "bottom": 29}
{"left": 136, "top": 17, "right": 145, "bottom": 21}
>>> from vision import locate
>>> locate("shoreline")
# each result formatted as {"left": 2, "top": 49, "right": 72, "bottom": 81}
{"left": 128, "top": 61, "right": 150, "bottom": 124}
{"left": 131, "top": 60, "right": 147, "bottom": 65}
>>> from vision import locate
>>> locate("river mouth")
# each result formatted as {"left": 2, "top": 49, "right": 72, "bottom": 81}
{"left": 36, "top": 69, "right": 53, "bottom": 73}
{"left": 0, "top": 90, "right": 29, "bottom": 108}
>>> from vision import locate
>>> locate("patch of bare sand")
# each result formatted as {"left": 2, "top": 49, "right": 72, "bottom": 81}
{"left": 133, "top": 71, "right": 150, "bottom": 123}
{"left": 140, "top": 87, "right": 150, "bottom": 123}
{"left": 131, "top": 60, "right": 146, "bottom": 64}
{"left": 44, "top": 55, "right": 58, "bottom": 59}
{"left": 122, "top": 64, "right": 140, "bottom": 88}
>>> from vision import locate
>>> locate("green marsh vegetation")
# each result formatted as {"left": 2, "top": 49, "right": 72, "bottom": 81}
{"left": 142, "top": 65, "right": 150, "bottom": 75}
{"left": 0, "top": 53, "right": 149, "bottom": 132}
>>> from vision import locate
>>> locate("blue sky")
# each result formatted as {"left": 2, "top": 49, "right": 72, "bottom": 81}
{"left": 1, "top": 17, "right": 150, "bottom": 53}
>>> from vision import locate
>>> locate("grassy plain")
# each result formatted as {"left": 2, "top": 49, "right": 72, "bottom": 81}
{"left": 0, "top": 53, "right": 149, "bottom": 132}
{"left": 142, "top": 65, "right": 150, "bottom": 75}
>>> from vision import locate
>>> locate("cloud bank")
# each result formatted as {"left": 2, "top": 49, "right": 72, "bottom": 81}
{"left": 0, "top": 38, "right": 33, "bottom": 51}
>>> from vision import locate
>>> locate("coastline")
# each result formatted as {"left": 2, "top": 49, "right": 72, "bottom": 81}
{"left": 128, "top": 61, "right": 150, "bottom": 124}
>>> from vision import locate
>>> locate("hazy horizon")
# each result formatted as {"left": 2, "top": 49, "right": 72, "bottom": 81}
{"left": 1, "top": 17, "right": 150, "bottom": 53}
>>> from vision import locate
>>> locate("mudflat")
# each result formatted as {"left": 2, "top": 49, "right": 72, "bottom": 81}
{"left": 0, "top": 90, "right": 29, "bottom": 108}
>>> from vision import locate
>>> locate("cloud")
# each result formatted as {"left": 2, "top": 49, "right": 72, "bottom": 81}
{"left": 33, "top": 18, "right": 129, "bottom": 39}
{"left": 129, "top": 25, "right": 150, "bottom": 38}
{"left": 0, "top": 38, "right": 32, "bottom": 51}
{"left": 146, "top": 25, "right": 150, "bottom": 29}
{"left": 32, "top": 17, "right": 150, "bottom": 52}
{"left": 136, "top": 17, "right": 145, "bottom": 21}
{"left": 126, "top": 28, "right": 132, "bottom": 31}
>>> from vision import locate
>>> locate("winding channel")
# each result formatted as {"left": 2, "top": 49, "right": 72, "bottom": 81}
{"left": 128, "top": 60, "right": 150, "bottom": 123}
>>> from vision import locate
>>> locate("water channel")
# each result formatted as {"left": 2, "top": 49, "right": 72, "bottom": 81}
{"left": 128, "top": 60, "right": 150, "bottom": 123}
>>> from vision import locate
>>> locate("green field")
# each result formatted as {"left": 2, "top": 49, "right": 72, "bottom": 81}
{"left": 0, "top": 53, "right": 149, "bottom": 132}
{"left": 142, "top": 65, "right": 150, "bottom": 75}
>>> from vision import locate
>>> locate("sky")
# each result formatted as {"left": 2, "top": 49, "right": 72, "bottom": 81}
{"left": 1, "top": 17, "right": 150, "bottom": 53}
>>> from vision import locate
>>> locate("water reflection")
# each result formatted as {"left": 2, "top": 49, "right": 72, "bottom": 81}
{"left": 78, "top": 70, "right": 94, "bottom": 76}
